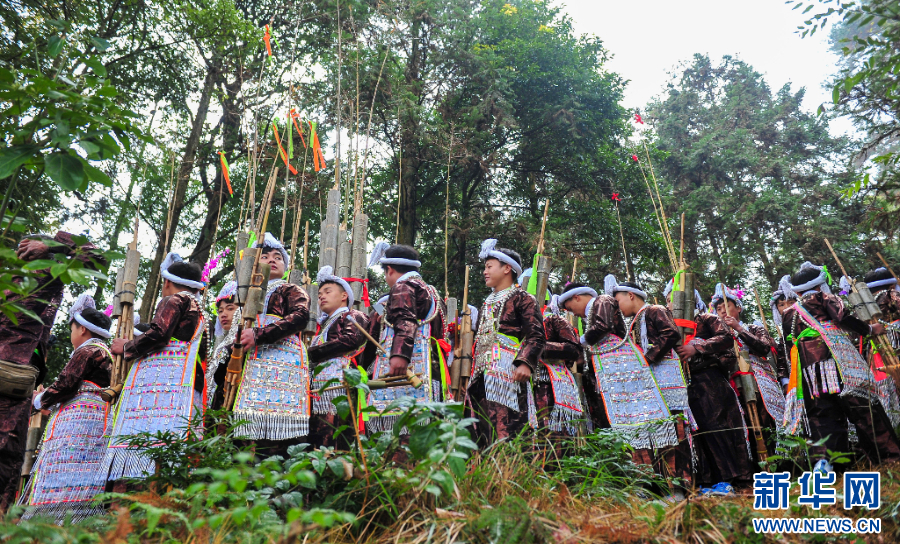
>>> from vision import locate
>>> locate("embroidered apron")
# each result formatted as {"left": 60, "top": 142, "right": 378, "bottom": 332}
{"left": 366, "top": 278, "right": 443, "bottom": 433}
{"left": 104, "top": 318, "right": 205, "bottom": 480}
{"left": 585, "top": 318, "right": 677, "bottom": 450}
{"left": 471, "top": 287, "right": 537, "bottom": 428}
{"left": 233, "top": 281, "right": 311, "bottom": 440}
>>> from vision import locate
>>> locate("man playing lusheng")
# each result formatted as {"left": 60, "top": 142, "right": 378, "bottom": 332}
{"left": 307, "top": 266, "right": 369, "bottom": 449}
{"left": 468, "top": 239, "right": 544, "bottom": 447}
{"left": 231, "top": 233, "right": 311, "bottom": 457}
{"left": 665, "top": 280, "right": 752, "bottom": 496}
{"left": 781, "top": 262, "right": 900, "bottom": 473}
{"left": 711, "top": 283, "right": 786, "bottom": 464}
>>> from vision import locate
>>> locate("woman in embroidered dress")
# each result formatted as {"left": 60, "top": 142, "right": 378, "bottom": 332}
{"left": 468, "top": 240, "right": 545, "bottom": 448}
{"left": 19, "top": 294, "right": 113, "bottom": 523}
{"left": 205, "top": 281, "right": 239, "bottom": 411}
{"left": 781, "top": 262, "right": 900, "bottom": 473}
{"left": 307, "top": 266, "right": 369, "bottom": 449}
{"left": 770, "top": 277, "right": 796, "bottom": 393}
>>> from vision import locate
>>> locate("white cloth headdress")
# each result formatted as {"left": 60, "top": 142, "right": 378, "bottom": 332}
{"left": 373, "top": 293, "right": 390, "bottom": 316}
{"left": 866, "top": 268, "right": 899, "bottom": 290}
{"left": 316, "top": 265, "right": 355, "bottom": 308}
{"left": 253, "top": 232, "right": 290, "bottom": 267}
{"left": 479, "top": 239, "right": 523, "bottom": 276}
{"left": 367, "top": 240, "right": 421, "bottom": 269}
{"left": 710, "top": 283, "right": 743, "bottom": 311}
{"left": 603, "top": 274, "right": 648, "bottom": 299}
{"left": 557, "top": 285, "right": 598, "bottom": 308}
{"left": 68, "top": 293, "right": 112, "bottom": 339}
{"left": 161, "top": 252, "right": 206, "bottom": 290}
{"left": 788, "top": 261, "right": 832, "bottom": 295}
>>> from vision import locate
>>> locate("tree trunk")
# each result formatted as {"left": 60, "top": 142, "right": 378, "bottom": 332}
{"left": 396, "top": 16, "right": 423, "bottom": 247}
{"left": 192, "top": 71, "right": 242, "bottom": 265}
{"left": 140, "top": 67, "right": 216, "bottom": 322}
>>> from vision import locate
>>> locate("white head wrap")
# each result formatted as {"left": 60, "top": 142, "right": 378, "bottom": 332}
{"left": 479, "top": 239, "right": 523, "bottom": 276}
{"left": 548, "top": 294, "right": 561, "bottom": 316}
{"left": 467, "top": 304, "right": 479, "bottom": 327}
{"left": 866, "top": 268, "right": 899, "bottom": 290}
{"left": 603, "top": 274, "right": 648, "bottom": 299}
{"left": 68, "top": 293, "right": 112, "bottom": 339}
{"left": 253, "top": 232, "right": 290, "bottom": 268}
{"left": 161, "top": 252, "right": 206, "bottom": 290}
{"left": 132, "top": 313, "right": 144, "bottom": 337}
{"left": 788, "top": 261, "right": 832, "bottom": 295}
{"left": 367, "top": 240, "right": 421, "bottom": 269}
{"left": 557, "top": 285, "right": 598, "bottom": 309}
{"left": 710, "top": 283, "right": 743, "bottom": 311}
{"left": 316, "top": 265, "right": 355, "bottom": 308}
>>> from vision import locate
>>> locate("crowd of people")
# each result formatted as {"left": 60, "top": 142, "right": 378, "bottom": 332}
{"left": 2, "top": 230, "right": 900, "bottom": 523}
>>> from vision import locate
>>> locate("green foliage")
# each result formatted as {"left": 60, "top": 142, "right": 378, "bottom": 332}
{"left": 648, "top": 53, "right": 865, "bottom": 294}
{"left": 0, "top": 19, "right": 143, "bottom": 194}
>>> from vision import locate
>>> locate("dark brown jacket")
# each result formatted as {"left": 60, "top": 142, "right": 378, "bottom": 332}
{"left": 582, "top": 295, "right": 626, "bottom": 346}
{"left": 632, "top": 304, "right": 681, "bottom": 365}
{"left": 384, "top": 276, "right": 445, "bottom": 362}
{"left": 307, "top": 309, "right": 369, "bottom": 365}
{"left": 690, "top": 313, "right": 734, "bottom": 372}
{"left": 125, "top": 292, "right": 203, "bottom": 360}
{"left": 254, "top": 282, "right": 311, "bottom": 345}
{"left": 542, "top": 313, "right": 580, "bottom": 362}
{"left": 40, "top": 342, "right": 111, "bottom": 408}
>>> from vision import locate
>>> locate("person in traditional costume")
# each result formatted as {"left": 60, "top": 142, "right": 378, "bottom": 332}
{"left": 363, "top": 243, "right": 447, "bottom": 434}
{"left": 770, "top": 276, "right": 795, "bottom": 392}
{"left": 607, "top": 275, "right": 690, "bottom": 495}
{"left": 466, "top": 240, "right": 543, "bottom": 447}
{"left": 230, "top": 233, "right": 311, "bottom": 456}
{"left": 205, "top": 281, "right": 238, "bottom": 411}
{"left": 711, "top": 283, "right": 786, "bottom": 462}
{"left": 307, "top": 266, "right": 369, "bottom": 448}
{"left": 864, "top": 267, "right": 900, "bottom": 350}
{"left": 665, "top": 281, "right": 752, "bottom": 495}
{"left": 517, "top": 269, "right": 583, "bottom": 449}
{"left": 860, "top": 267, "right": 900, "bottom": 429}
{"left": 560, "top": 281, "right": 678, "bottom": 471}
{"left": 18, "top": 294, "right": 113, "bottom": 522}
{"left": 105, "top": 254, "right": 206, "bottom": 486}
{"left": 781, "top": 262, "right": 900, "bottom": 473}
{"left": 557, "top": 283, "right": 608, "bottom": 431}
{"left": 0, "top": 232, "right": 103, "bottom": 511}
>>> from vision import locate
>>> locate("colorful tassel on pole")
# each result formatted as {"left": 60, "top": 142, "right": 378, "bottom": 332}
{"left": 272, "top": 121, "right": 298, "bottom": 175}
{"left": 264, "top": 25, "right": 273, "bottom": 56}
{"left": 218, "top": 152, "right": 233, "bottom": 197}
{"left": 290, "top": 109, "right": 307, "bottom": 148}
